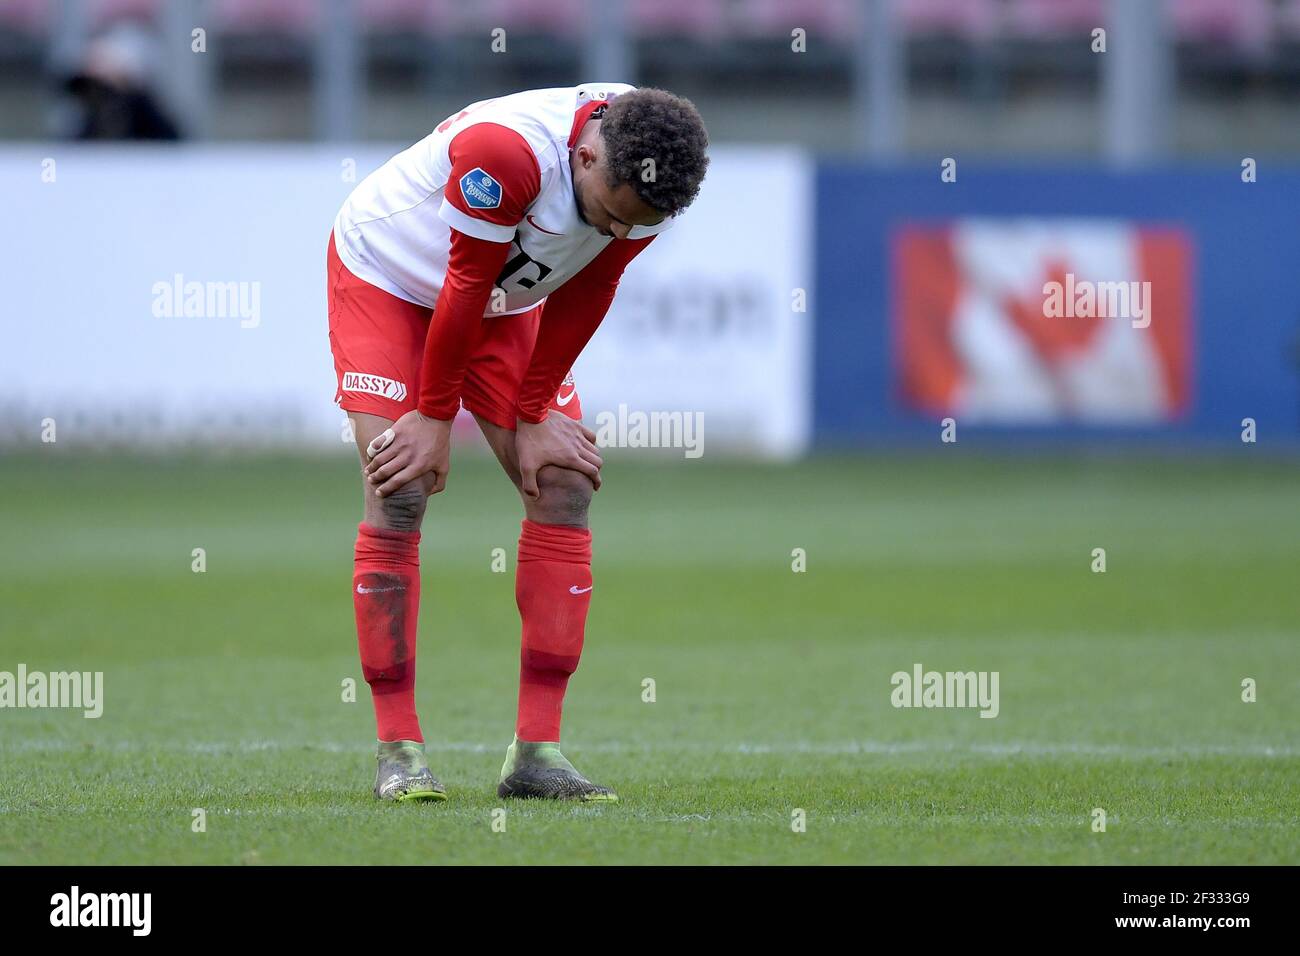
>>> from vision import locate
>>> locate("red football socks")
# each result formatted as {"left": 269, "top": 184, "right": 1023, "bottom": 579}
{"left": 514, "top": 519, "right": 592, "bottom": 742}
{"left": 353, "top": 518, "right": 592, "bottom": 745}
{"left": 353, "top": 523, "right": 422, "bottom": 743}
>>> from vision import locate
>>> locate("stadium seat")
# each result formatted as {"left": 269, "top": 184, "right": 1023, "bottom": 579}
{"left": 896, "top": 0, "right": 1000, "bottom": 41}
{"left": 208, "top": 0, "right": 318, "bottom": 107}
{"left": 87, "top": 0, "right": 164, "bottom": 28}
{"left": 0, "top": 0, "right": 49, "bottom": 34}
{"left": 731, "top": 0, "right": 858, "bottom": 37}
{"left": 627, "top": 0, "right": 728, "bottom": 38}
{"left": 358, "top": 0, "right": 442, "bottom": 32}
{"left": 211, "top": 0, "right": 318, "bottom": 34}
{"left": 1166, "top": 0, "right": 1274, "bottom": 53}
{"left": 360, "top": 0, "right": 583, "bottom": 40}
{"left": 1282, "top": 0, "right": 1300, "bottom": 37}
{"left": 1004, "top": 0, "right": 1106, "bottom": 37}
{"left": 491, "top": 0, "right": 586, "bottom": 33}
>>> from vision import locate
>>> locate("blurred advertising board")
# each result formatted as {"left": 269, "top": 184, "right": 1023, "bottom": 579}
{"left": 2, "top": 146, "right": 812, "bottom": 458}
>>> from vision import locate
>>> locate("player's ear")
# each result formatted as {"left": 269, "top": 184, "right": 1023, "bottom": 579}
{"left": 575, "top": 143, "right": 597, "bottom": 170}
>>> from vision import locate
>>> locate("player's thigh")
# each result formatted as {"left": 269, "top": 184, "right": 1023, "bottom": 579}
{"left": 328, "top": 237, "right": 438, "bottom": 527}
{"left": 460, "top": 303, "right": 584, "bottom": 435}
{"left": 473, "top": 413, "right": 523, "bottom": 489}
{"left": 327, "top": 234, "right": 427, "bottom": 428}
{"left": 350, "top": 412, "right": 396, "bottom": 466}
{"left": 474, "top": 413, "right": 593, "bottom": 527}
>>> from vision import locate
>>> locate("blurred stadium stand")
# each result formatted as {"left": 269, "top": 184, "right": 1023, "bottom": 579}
{"left": 1, "top": 0, "right": 1298, "bottom": 153}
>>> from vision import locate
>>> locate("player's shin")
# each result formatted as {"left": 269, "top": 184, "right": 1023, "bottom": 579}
{"left": 514, "top": 519, "right": 591, "bottom": 742}
{"left": 353, "top": 523, "right": 423, "bottom": 743}
{"left": 501, "top": 519, "right": 615, "bottom": 801}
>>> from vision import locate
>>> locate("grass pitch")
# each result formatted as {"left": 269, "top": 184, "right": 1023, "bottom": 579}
{"left": 0, "top": 448, "right": 1296, "bottom": 865}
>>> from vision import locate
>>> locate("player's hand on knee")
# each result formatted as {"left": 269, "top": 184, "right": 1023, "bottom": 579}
{"left": 516, "top": 412, "right": 602, "bottom": 498}
{"left": 364, "top": 410, "right": 453, "bottom": 498}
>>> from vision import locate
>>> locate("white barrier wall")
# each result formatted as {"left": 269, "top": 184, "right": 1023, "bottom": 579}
{"left": 3, "top": 145, "right": 811, "bottom": 457}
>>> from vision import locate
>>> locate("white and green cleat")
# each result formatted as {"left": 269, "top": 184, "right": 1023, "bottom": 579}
{"left": 497, "top": 736, "right": 618, "bottom": 802}
{"left": 373, "top": 740, "right": 447, "bottom": 802}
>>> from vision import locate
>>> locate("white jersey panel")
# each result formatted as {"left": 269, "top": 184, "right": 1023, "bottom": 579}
{"left": 331, "top": 84, "right": 672, "bottom": 315}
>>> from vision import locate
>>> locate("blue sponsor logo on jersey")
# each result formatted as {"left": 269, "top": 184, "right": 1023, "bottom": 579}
{"left": 459, "top": 168, "right": 502, "bottom": 210}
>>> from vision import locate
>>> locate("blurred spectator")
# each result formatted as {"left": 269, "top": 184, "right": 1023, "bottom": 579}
{"left": 61, "top": 23, "right": 180, "bottom": 141}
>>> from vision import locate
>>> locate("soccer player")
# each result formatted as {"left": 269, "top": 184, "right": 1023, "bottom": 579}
{"left": 327, "top": 85, "right": 708, "bottom": 802}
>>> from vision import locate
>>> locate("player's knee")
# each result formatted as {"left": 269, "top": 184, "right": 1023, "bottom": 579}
{"left": 531, "top": 465, "right": 593, "bottom": 526}
{"left": 374, "top": 481, "right": 428, "bottom": 532}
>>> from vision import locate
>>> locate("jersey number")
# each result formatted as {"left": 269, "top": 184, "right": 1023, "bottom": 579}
{"left": 496, "top": 241, "right": 553, "bottom": 292}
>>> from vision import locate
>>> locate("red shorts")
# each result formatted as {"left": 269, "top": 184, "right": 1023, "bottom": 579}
{"left": 326, "top": 233, "right": 581, "bottom": 429}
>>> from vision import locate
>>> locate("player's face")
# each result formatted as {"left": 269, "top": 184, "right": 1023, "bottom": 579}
{"left": 574, "top": 155, "right": 665, "bottom": 239}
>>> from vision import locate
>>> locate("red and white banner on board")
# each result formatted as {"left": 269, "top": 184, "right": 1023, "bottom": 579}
{"left": 895, "top": 220, "right": 1192, "bottom": 423}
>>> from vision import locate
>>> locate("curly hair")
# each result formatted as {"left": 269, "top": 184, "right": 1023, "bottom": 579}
{"left": 598, "top": 88, "right": 709, "bottom": 217}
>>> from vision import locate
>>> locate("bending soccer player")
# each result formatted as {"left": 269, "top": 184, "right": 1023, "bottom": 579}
{"left": 327, "top": 85, "right": 709, "bottom": 802}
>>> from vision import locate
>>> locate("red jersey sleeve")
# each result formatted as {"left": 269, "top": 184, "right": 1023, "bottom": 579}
{"left": 515, "top": 236, "right": 656, "bottom": 424}
{"left": 437, "top": 122, "right": 541, "bottom": 244}
{"left": 418, "top": 123, "right": 542, "bottom": 420}
{"left": 416, "top": 230, "right": 512, "bottom": 420}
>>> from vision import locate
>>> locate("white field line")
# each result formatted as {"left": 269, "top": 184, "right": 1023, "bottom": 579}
{"left": 4, "top": 807, "right": 1293, "bottom": 831}
{"left": 1, "top": 739, "right": 1296, "bottom": 758}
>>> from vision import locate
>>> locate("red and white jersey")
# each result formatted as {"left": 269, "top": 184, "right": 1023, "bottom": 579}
{"left": 332, "top": 83, "right": 675, "bottom": 315}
